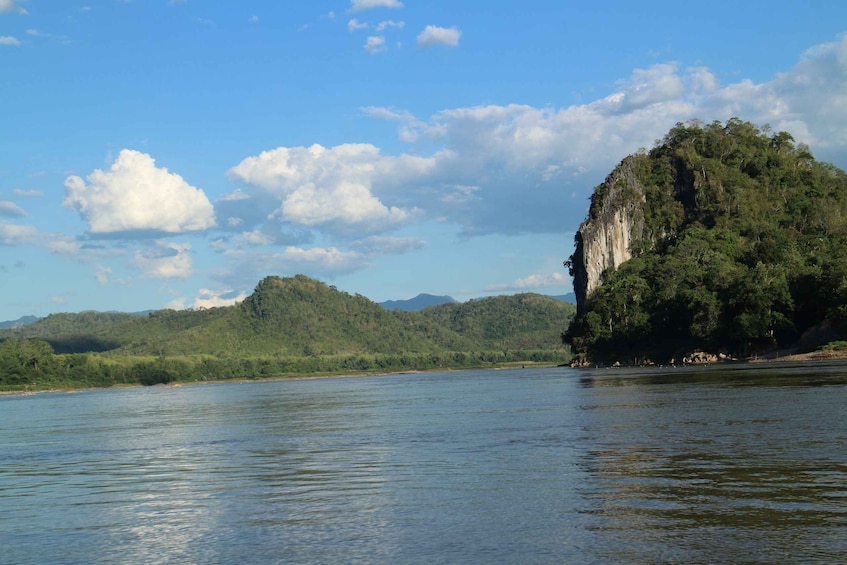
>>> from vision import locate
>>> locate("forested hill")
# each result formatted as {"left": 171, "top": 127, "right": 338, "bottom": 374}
{"left": 1, "top": 275, "right": 573, "bottom": 358}
{"left": 420, "top": 294, "right": 575, "bottom": 350}
{"left": 565, "top": 118, "right": 847, "bottom": 365}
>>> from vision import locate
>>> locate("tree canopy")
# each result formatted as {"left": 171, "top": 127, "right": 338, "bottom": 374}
{"left": 565, "top": 119, "right": 847, "bottom": 364}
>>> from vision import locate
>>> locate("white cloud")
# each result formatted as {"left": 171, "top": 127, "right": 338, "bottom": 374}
{"left": 45, "top": 236, "right": 81, "bottom": 255}
{"left": 13, "top": 188, "right": 42, "bottom": 197}
{"left": 0, "top": 223, "right": 38, "bottom": 245}
{"left": 133, "top": 242, "right": 192, "bottom": 279}
{"left": 613, "top": 63, "right": 685, "bottom": 111}
{"left": 416, "top": 25, "right": 460, "bottom": 48}
{"left": 0, "top": 222, "right": 80, "bottom": 254}
{"left": 375, "top": 20, "right": 404, "bottom": 31}
{"left": 361, "top": 106, "right": 414, "bottom": 121}
{"left": 218, "top": 246, "right": 368, "bottom": 289}
{"left": 0, "top": 36, "right": 20, "bottom": 46}
{"left": 248, "top": 15, "right": 258, "bottom": 24}
{"left": 64, "top": 149, "right": 216, "bottom": 235}
{"left": 227, "top": 143, "right": 419, "bottom": 234}
{"left": 364, "top": 35, "right": 385, "bottom": 54}
{"left": 280, "top": 180, "right": 412, "bottom": 228}
{"left": 238, "top": 228, "right": 275, "bottom": 246}
{"left": 487, "top": 272, "right": 568, "bottom": 292}
{"left": 348, "top": 0, "right": 402, "bottom": 13}
{"left": 0, "top": 0, "right": 27, "bottom": 15}
{"left": 0, "top": 201, "right": 26, "bottom": 217}
{"left": 347, "top": 18, "right": 368, "bottom": 31}
{"left": 189, "top": 288, "right": 247, "bottom": 309}
{"left": 226, "top": 34, "right": 847, "bottom": 245}
{"left": 95, "top": 265, "right": 111, "bottom": 285}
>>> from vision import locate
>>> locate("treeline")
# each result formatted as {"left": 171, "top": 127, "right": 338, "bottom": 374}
{"left": 0, "top": 336, "right": 569, "bottom": 390}
{"left": 566, "top": 118, "right": 847, "bottom": 363}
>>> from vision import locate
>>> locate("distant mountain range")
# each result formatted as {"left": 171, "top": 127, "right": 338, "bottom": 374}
{"left": 0, "top": 315, "right": 41, "bottom": 330}
{"left": 379, "top": 294, "right": 458, "bottom": 311}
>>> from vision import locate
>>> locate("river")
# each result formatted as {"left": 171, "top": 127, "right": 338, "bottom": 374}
{"left": 1, "top": 362, "right": 846, "bottom": 564}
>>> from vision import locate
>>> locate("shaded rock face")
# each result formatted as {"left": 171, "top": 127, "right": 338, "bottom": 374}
{"left": 570, "top": 156, "right": 646, "bottom": 315}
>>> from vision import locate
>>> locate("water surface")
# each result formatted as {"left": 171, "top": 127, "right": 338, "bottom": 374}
{"left": 1, "top": 362, "right": 846, "bottom": 563}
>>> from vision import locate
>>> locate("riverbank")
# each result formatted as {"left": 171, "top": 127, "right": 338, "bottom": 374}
{"left": 0, "top": 360, "right": 557, "bottom": 396}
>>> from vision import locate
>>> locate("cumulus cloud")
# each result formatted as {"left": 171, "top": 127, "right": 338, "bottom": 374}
{"left": 0, "top": 36, "right": 20, "bottom": 46}
{"left": 0, "top": 0, "right": 27, "bottom": 15}
{"left": 364, "top": 35, "right": 385, "bottom": 53}
{"left": 133, "top": 242, "right": 192, "bottom": 279}
{"left": 348, "top": 0, "right": 402, "bottom": 13}
{"left": 416, "top": 25, "right": 460, "bottom": 47}
{"left": 0, "top": 201, "right": 26, "bottom": 217}
{"left": 487, "top": 272, "right": 568, "bottom": 292}
{"left": 227, "top": 143, "right": 419, "bottom": 235}
{"left": 613, "top": 63, "right": 686, "bottom": 112}
{"left": 347, "top": 18, "right": 368, "bottom": 31}
{"left": 64, "top": 149, "right": 216, "bottom": 235}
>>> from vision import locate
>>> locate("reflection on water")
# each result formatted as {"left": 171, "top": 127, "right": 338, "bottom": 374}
{"left": 576, "top": 362, "right": 847, "bottom": 562}
{"left": 1, "top": 363, "right": 846, "bottom": 563}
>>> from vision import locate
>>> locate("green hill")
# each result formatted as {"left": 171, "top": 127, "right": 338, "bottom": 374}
{"left": 107, "top": 275, "right": 479, "bottom": 357}
{"left": 0, "top": 275, "right": 574, "bottom": 390}
{"left": 0, "top": 275, "right": 572, "bottom": 357}
{"left": 420, "top": 293, "right": 576, "bottom": 350}
{"left": 4, "top": 312, "right": 141, "bottom": 353}
{"left": 565, "top": 118, "right": 847, "bottom": 364}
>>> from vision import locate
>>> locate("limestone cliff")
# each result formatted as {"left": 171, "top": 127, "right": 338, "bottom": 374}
{"left": 569, "top": 156, "right": 646, "bottom": 315}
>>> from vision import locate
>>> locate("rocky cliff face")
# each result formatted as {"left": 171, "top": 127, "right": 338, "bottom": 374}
{"left": 570, "top": 156, "right": 646, "bottom": 315}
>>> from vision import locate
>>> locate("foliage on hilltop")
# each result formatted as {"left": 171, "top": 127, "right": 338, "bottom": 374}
{"left": 420, "top": 293, "right": 576, "bottom": 350}
{"left": 565, "top": 118, "right": 847, "bottom": 364}
{"left": 105, "top": 275, "right": 480, "bottom": 356}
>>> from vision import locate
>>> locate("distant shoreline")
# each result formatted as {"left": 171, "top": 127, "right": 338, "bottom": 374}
{"left": 0, "top": 361, "right": 555, "bottom": 397}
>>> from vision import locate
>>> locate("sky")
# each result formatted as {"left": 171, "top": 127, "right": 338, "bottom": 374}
{"left": 2, "top": 1, "right": 847, "bottom": 320}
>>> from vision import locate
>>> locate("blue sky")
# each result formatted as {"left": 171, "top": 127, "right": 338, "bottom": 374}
{"left": 2, "top": 1, "right": 847, "bottom": 319}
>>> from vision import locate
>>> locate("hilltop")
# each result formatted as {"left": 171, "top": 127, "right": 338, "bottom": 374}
{"left": 565, "top": 118, "right": 847, "bottom": 365}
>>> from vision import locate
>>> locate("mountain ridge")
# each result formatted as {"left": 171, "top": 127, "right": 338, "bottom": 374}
{"left": 1, "top": 275, "right": 575, "bottom": 359}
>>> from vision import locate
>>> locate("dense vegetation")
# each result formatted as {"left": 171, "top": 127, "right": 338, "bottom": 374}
{"left": 421, "top": 293, "right": 575, "bottom": 350}
{"left": 0, "top": 275, "right": 573, "bottom": 390}
{"left": 565, "top": 119, "right": 847, "bottom": 364}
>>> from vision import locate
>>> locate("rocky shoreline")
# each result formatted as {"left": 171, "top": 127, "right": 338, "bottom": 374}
{"left": 570, "top": 347, "right": 847, "bottom": 368}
